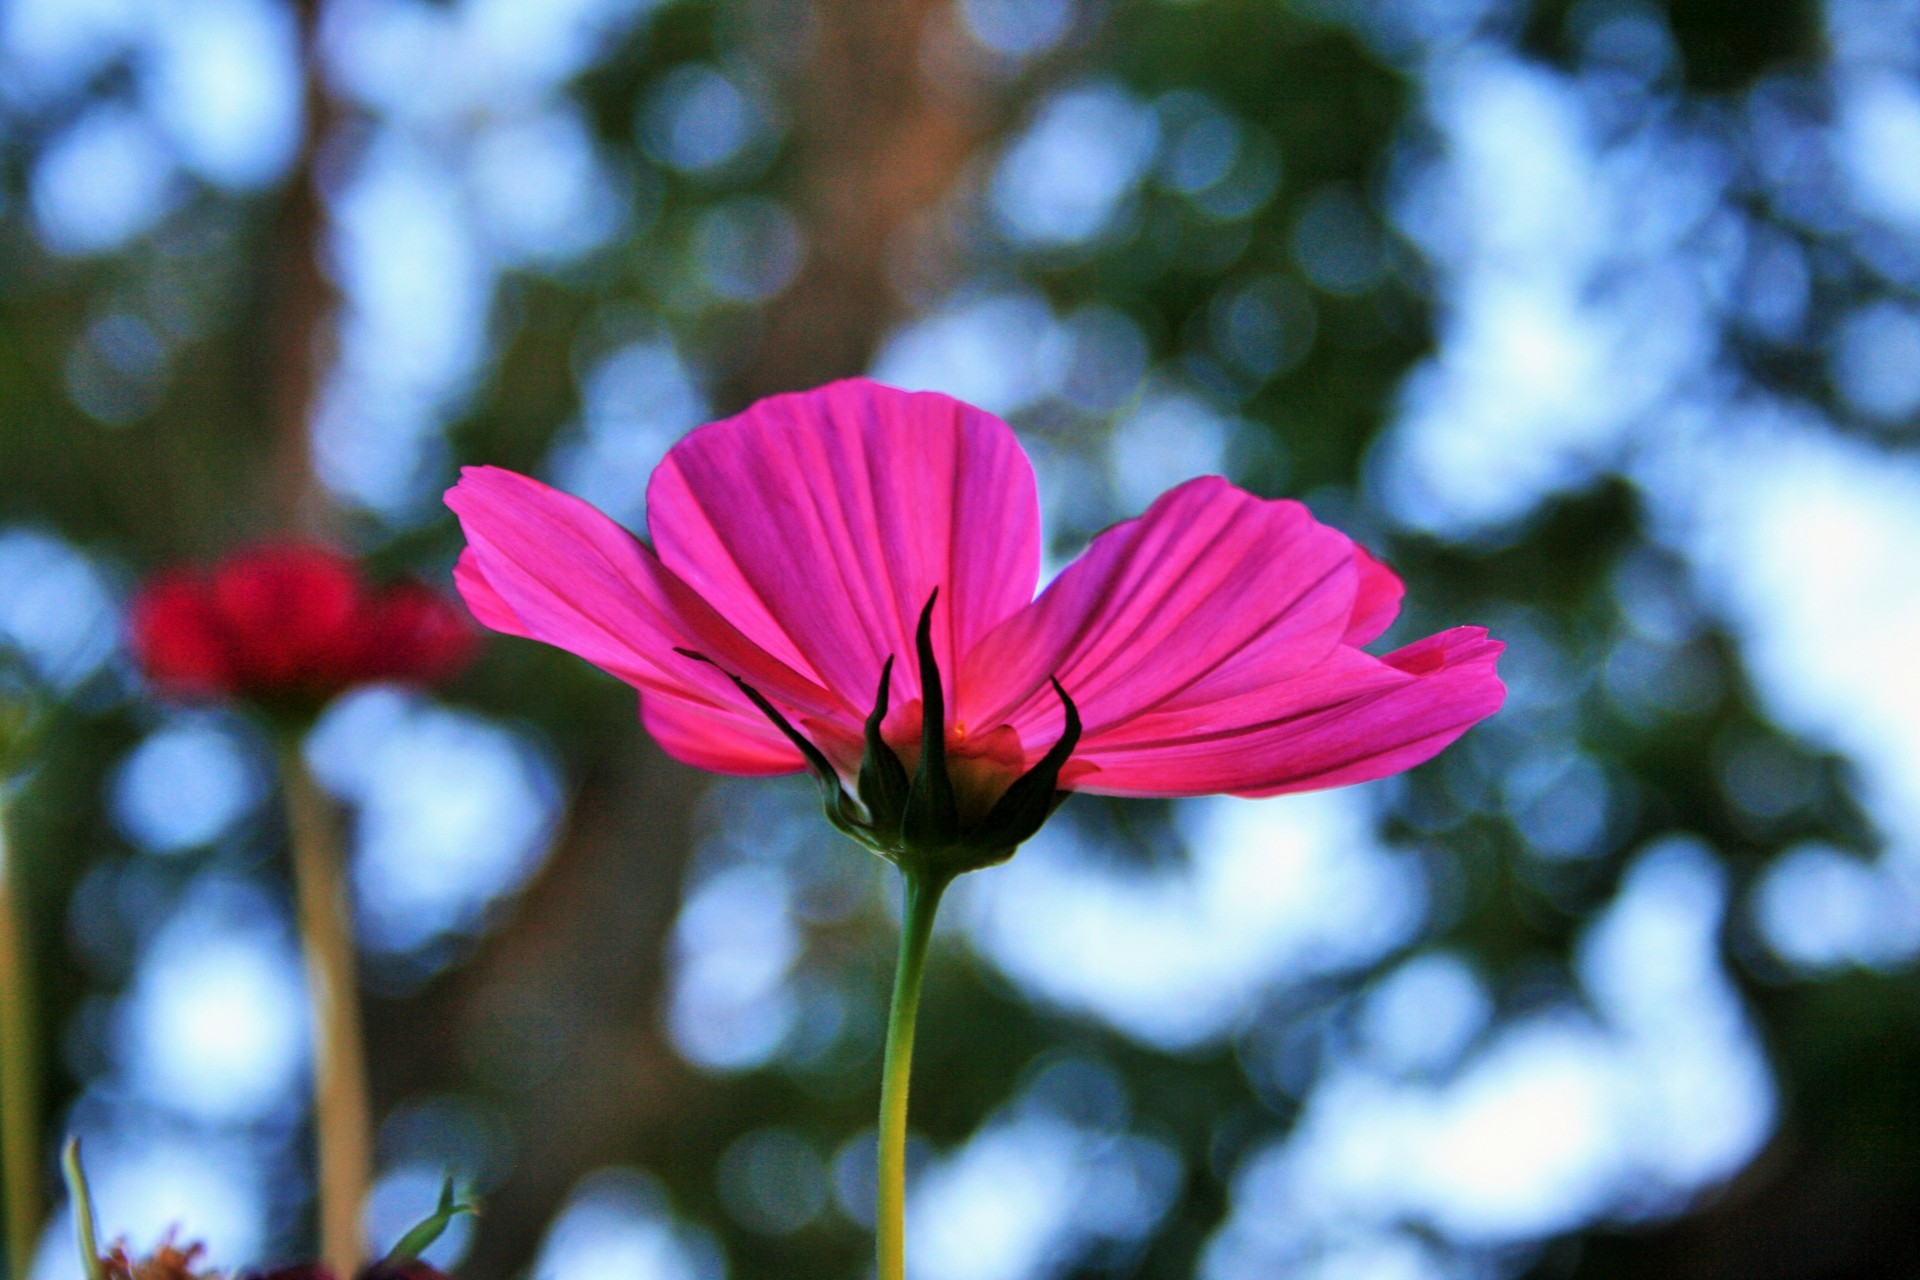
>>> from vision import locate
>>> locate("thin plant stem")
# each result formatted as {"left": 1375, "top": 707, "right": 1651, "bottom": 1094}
{"left": 59, "top": 1139, "right": 101, "bottom": 1280}
{"left": 876, "top": 867, "right": 950, "bottom": 1280}
{"left": 276, "top": 737, "right": 371, "bottom": 1278}
{"left": 1, "top": 797, "right": 41, "bottom": 1280}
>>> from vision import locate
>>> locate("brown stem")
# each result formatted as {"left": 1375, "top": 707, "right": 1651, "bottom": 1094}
{"left": 1, "top": 797, "right": 42, "bottom": 1280}
{"left": 363, "top": 740, "right": 706, "bottom": 1280}
{"left": 278, "top": 739, "right": 371, "bottom": 1277}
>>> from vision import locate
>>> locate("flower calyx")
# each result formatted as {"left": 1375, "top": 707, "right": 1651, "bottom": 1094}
{"left": 679, "top": 591, "right": 1080, "bottom": 877}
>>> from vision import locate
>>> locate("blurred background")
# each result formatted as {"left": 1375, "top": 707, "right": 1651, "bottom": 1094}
{"left": 2, "top": 0, "right": 1919, "bottom": 1276}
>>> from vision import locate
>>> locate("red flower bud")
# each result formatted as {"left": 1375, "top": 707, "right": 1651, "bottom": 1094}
{"left": 129, "top": 543, "right": 477, "bottom": 712}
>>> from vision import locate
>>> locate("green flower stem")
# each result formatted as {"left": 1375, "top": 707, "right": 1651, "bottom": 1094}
{"left": 60, "top": 1139, "right": 101, "bottom": 1280}
{"left": 276, "top": 738, "right": 371, "bottom": 1279}
{"left": 1, "top": 796, "right": 42, "bottom": 1280}
{"left": 876, "top": 867, "right": 950, "bottom": 1280}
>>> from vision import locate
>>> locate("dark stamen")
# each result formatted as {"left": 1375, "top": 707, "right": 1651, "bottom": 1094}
{"left": 970, "top": 677, "right": 1082, "bottom": 855}
{"left": 902, "top": 591, "right": 958, "bottom": 849}
{"left": 858, "top": 655, "right": 910, "bottom": 840}
{"left": 677, "top": 649, "right": 857, "bottom": 833}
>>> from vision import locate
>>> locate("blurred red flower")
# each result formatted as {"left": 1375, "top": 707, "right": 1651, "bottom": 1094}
{"left": 101, "top": 1235, "right": 216, "bottom": 1280}
{"left": 90, "top": 1235, "right": 453, "bottom": 1280}
{"left": 247, "top": 1263, "right": 448, "bottom": 1280}
{"left": 129, "top": 543, "right": 476, "bottom": 710}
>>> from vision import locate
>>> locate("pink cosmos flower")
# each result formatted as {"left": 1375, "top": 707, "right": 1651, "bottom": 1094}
{"left": 446, "top": 379, "right": 1502, "bottom": 864}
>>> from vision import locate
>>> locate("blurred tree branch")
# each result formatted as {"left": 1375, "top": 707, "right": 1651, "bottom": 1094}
{"left": 262, "top": 0, "right": 340, "bottom": 538}
{"left": 720, "top": 0, "right": 978, "bottom": 406}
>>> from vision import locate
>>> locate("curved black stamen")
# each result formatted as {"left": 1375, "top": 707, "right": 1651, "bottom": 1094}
{"left": 858, "top": 655, "right": 911, "bottom": 840}
{"left": 902, "top": 591, "right": 958, "bottom": 849}
{"left": 971, "top": 677, "right": 1082, "bottom": 855}
{"left": 676, "top": 648, "right": 857, "bottom": 834}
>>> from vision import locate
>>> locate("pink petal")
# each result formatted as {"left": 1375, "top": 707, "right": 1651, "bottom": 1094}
{"left": 453, "top": 548, "right": 528, "bottom": 636}
{"left": 1068, "top": 627, "right": 1505, "bottom": 797}
{"left": 645, "top": 379, "right": 1042, "bottom": 711}
{"left": 447, "top": 466, "right": 858, "bottom": 768}
{"left": 638, "top": 689, "right": 807, "bottom": 775}
{"left": 1344, "top": 545, "right": 1404, "bottom": 646}
{"left": 956, "top": 477, "right": 1358, "bottom": 746}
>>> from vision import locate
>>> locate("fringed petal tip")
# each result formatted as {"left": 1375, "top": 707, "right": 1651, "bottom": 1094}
{"left": 1383, "top": 625, "right": 1506, "bottom": 683}
{"left": 443, "top": 465, "right": 675, "bottom": 688}
{"left": 450, "top": 465, "right": 875, "bottom": 779}
{"left": 1343, "top": 544, "right": 1406, "bottom": 647}
{"left": 1226, "top": 625, "right": 1506, "bottom": 797}
{"left": 1063, "top": 623, "right": 1505, "bottom": 800}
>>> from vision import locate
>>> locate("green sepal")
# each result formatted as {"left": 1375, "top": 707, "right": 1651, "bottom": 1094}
{"left": 675, "top": 650, "right": 862, "bottom": 838}
{"left": 61, "top": 1137, "right": 105, "bottom": 1280}
{"left": 856, "top": 656, "right": 910, "bottom": 845}
{"left": 380, "top": 1174, "right": 477, "bottom": 1267}
{"left": 901, "top": 593, "right": 958, "bottom": 850}
{"left": 684, "top": 603, "right": 1079, "bottom": 875}
{"left": 968, "top": 678, "right": 1081, "bottom": 857}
